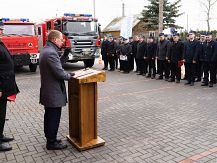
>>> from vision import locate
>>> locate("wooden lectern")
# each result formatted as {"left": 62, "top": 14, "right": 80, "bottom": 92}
{"left": 67, "top": 69, "right": 106, "bottom": 151}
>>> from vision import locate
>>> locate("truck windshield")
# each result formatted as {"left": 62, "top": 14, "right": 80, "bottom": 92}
{"left": 3, "top": 24, "right": 35, "bottom": 36}
{"left": 64, "top": 21, "right": 97, "bottom": 36}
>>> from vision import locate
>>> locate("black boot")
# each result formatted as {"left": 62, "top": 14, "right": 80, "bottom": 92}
{"left": 0, "top": 143, "right": 12, "bottom": 152}
{"left": 46, "top": 141, "right": 67, "bottom": 150}
{"left": 0, "top": 135, "right": 14, "bottom": 142}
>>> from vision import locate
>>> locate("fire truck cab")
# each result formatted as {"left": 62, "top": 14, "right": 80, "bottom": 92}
{"left": 0, "top": 18, "right": 39, "bottom": 72}
{"left": 36, "top": 13, "right": 101, "bottom": 67}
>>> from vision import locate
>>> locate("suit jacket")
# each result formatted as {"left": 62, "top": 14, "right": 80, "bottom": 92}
{"left": 136, "top": 41, "right": 147, "bottom": 59}
{"left": 156, "top": 40, "right": 170, "bottom": 60}
{"left": 183, "top": 39, "right": 199, "bottom": 63}
{"left": 167, "top": 41, "right": 184, "bottom": 63}
{"left": 0, "top": 42, "right": 19, "bottom": 98}
{"left": 39, "top": 41, "right": 71, "bottom": 108}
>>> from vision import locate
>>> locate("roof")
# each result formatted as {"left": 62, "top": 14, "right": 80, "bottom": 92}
{"left": 102, "top": 15, "right": 141, "bottom": 32}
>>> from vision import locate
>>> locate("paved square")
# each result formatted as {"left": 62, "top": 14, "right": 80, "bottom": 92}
{"left": 1, "top": 61, "right": 217, "bottom": 163}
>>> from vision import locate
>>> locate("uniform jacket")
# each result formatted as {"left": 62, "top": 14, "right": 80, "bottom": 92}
{"left": 100, "top": 40, "right": 109, "bottom": 60}
{"left": 0, "top": 41, "right": 19, "bottom": 98}
{"left": 200, "top": 40, "right": 217, "bottom": 62}
{"left": 39, "top": 41, "right": 71, "bottom": 108}
{"left": 136, "top": 41, "right": 147, "bottom": 59}
{"left": 167, "top": 41, "right": 184, "bottom": 63}
{"left": 183, "top": 39, "right": 199, "bottom": 63}
{"left": 120, "top": 43, "right": 132, "bottom": 58}
{"left": 196, "top": 41, "right": 206, "bottom": 61}
{"left": 146, "top": 42, "right": 157, "bottom": 59}
{"left": 132, "top": 41, "right": 139, "bottom": 56}
{"left": 106, "top": 40, "right": 117, "bottom": 55}
{"left": 156, "top": 40, "right": 170, "bottom": 60}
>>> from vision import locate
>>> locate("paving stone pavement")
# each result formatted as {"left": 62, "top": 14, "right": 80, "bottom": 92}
{"left": 1, "top": 61, "right": 217, "bottom": 163}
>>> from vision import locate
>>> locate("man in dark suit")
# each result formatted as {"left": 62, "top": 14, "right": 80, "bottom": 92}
{"left": 167, "top": 33, "right": 184, "bottom": 83}
{"left": 39, "top": 30, "right": 74, "bottom": 150}
{"left": 0, "top": 25, "right": 19, "bottom": 151}
{"left": 200, "top": 32, "right": 217, "bottom": 87}
{"left": 136, "top": 35, "right": 147, "bottom": 75}
{"left": 183, "top": 31, "right": 199, "bottom": 86}
{"left": 101, "top": 35, "right": 109, "bottom": 70}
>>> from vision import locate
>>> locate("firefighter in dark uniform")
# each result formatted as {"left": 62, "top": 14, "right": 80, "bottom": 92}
{"left": 119, "top": 38, "right": 132, "bottom": 73}
{"left": 183, "top": 31, "right": 199, "bottom": 86}
{"left": 136, "top": 35, "right": 147, "bottom": 75}
{"left": 0, "top": 25, "right": 19, "bottom": 151}
{"left": 167, "top": 33, "right": 184, "bottom": 83}
{"left": 129, "top": 37, "right": 134, "bottom": 71}
{"left": 145, "top": 37, "right": 157, "bottom": 78}
{"left": 106, "top": 36, "right": 117, "bottom": 71}
{"left": 101, "top": 35, "right": 109, "bottom": 70}
{"left": 195, "top": 32, "right": 206, "bottom": 82}
{"left": 200, "top": 32, "right": 217, "bottom": 87}
{"left": 156, "top": 33, "right": 170, "bottom": 80}
{"left": 132, "top": 36, "right": 140, "bottom": 72}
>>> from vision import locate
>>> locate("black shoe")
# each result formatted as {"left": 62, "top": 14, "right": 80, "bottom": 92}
{"left": 137, "top": 73, "right": 143, "bottom": 75}
{"left": 102, "top": 67, "right": 108, "bottom": 70}
{"left": 209, "top": 83, "right": 213, "bottom": 87}
{"left": 56, "top": 139, "right": 62, "bottom": 143}
{"left": 0, "top": 143, "right": 12, "bottom": 152}
{"left": 195, "top": 79, "right": 201, "bottom": 82}
{"left": 0, "top": 136, "right": 14, "bottom": 142}
{"left": 151, "top": 75, "right": 155, "bottom": 79}
{"left": 201, "top": 83, "right": 208, "bottom": 86}
{"left": 190, "top": 82, "right": 194, "bottom": 86}
{"left": 46, "top": 142, "right": 67, "bottom": 150}
{"left": 165, "top": 78, "right": 169, "bottom": 81}
{"left": 184, "top": 82, "right": 191, "bottom": 85}
{"left": 108, "top": 69, "right": 114, "bottom": 71}
{"left": 176, "top": 80, "right": 180, "bottom": 83}
{"left": 146, "top": 74, "right": 151, "bottom": 78}
{"left": 168, "top": 79, "right": 175, "bottom": 82}
{"left": 156, "top": 77, "right": 163, "bottom": 80}
{"left": 123, "top": 71, "right": 129, "bottom": 74}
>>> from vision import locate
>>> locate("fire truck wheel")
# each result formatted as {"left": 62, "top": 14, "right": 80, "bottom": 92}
{"left": 29, "top": 64, "right": 37, "bottom": 72}
{"left": 83, "top": 59, "right": 95, "bottom": 68}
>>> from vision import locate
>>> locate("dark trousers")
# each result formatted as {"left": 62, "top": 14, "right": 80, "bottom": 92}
{"left": 0, "top": 98, "right": 7, "bottom": 138}
{"left": 122, "top": 58, "right": 131, "bottom": 72}
{"left": 147, "top": 59, "right": 156, "bottom": 76}
{"left": 103, "top": 58, "right": 108, "bottom": 69}
{"left": 130, "top": 55, "right": 135, "bottom": 71}
{"left": 108, "top": 54, "right": 115, "bottom": 70}
{"left": 137, "top": 59, "right": 146, "bottom": 74}
{"left": 196, "top": 61, "right": 202, "bottom": 80}
{"left": 203, "top": 62, "right": 216, "bottom": 84}
{"left": 44, "top": 107, "right": 62, "bottom": 143}
{"left": 115, "top": 55, "right": 118, "bottom": 69}
{"left": 185, "top": 63, "right": 196, "bottom": 83}
{"left": 170, "top": 62, "right": 181, "bottom": 81}
{"left": 158, "top": 60, "right": 169, "bottom": 79}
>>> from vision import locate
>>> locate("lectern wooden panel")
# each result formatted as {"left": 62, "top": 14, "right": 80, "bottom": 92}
{"left": 67, "top": 69, "right": 106, "bottom": 151}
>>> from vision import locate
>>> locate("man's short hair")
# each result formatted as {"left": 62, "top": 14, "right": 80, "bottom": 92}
{"left": 47, "top": 30, "right": 62, "bottom": 41}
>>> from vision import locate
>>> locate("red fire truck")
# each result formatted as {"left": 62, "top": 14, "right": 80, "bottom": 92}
{"left": 0, "top": 18, "right": 39, "bottom": 72}
{"left": 36, "top": 13, "right": 101, "bottom": 67}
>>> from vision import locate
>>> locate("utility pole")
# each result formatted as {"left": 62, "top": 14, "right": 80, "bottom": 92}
{"left": 159, "top": 0, "right": 164, "bottom": 33}
{"left": 122, "top": 2, "right": 125, "bottom": 17}
{"left": 93, "top": 0, "right": 96, "bottom": 17}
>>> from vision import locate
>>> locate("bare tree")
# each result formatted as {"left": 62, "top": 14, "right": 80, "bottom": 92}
{"left": 200, "top": 0, "right": 217, "bottom": 31}
{"left": 159, "top": 0, "right": 164, "bottom": 33}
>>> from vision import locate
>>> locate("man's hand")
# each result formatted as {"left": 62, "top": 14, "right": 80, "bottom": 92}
{"left": 63, "top": 48, "right": 71, "bottom": 57}
{"left": 193, "top": 60, "right": 196, "bottom": 64}
{"left": 168, "top": 60, "right": 171, "bottom": 63}
{"left": 0, "top": 92, "right": 2, "bottom": 98}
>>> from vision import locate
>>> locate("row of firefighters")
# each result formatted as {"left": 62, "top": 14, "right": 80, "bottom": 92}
{"left": 101, "top": 31, "right": 217, "bottom": 87}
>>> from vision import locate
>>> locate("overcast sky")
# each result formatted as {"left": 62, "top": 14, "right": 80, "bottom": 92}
{"left": 1, "top": 0, "right": 217, "bottom": 31}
